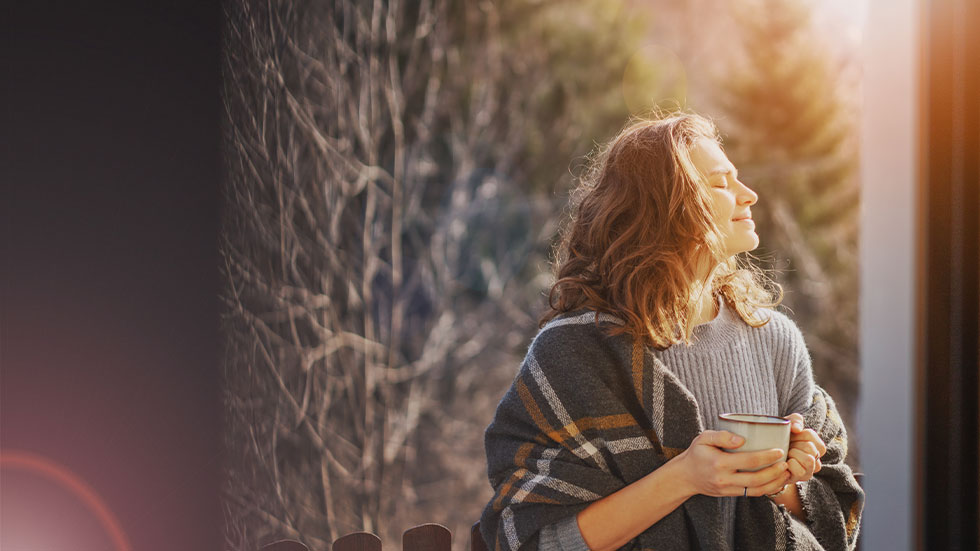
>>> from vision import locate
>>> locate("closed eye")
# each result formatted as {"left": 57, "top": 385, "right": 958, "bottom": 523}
{"left": 709, "top": 167, "right": 736, "bottom": 186}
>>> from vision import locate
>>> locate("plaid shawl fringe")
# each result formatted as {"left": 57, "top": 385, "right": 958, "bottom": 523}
{"left": 480, "top": 311, "right": 864, "bottom": 551}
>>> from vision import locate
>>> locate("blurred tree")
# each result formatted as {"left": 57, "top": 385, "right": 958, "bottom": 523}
{"left": 717, "top": 0, "right": 861, "bottom": 466}
{"left": 220, "top": 1, "right": 655, "bottom": 549}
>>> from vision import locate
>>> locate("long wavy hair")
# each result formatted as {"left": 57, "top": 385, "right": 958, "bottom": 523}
{"left": 540, "top": 113, "right": 782, "bottom": 349}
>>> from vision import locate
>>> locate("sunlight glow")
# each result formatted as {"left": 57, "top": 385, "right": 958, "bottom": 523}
{"left": 1, "top": 450, "right": 132, "bottom": 551}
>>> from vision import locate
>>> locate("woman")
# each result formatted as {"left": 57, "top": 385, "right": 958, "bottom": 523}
{"left": 480, "top": 113, "right": 864, "bottom": 550}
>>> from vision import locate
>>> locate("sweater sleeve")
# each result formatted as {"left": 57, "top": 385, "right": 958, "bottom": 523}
{"left": 785, "top": 337, "right": 815, "bottom": 415}
{"left": 786, "top": 387, "right": 864, "bottom": 550}
{"left": 771, "top": 312, "right": 816, "bottom": 416}
{"left": 538, "top": 516, "right": 590, "bottom": 551}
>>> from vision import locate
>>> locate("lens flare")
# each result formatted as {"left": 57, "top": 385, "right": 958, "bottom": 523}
{"left": 0, "top": 450, "right": 132, "bottom": 551}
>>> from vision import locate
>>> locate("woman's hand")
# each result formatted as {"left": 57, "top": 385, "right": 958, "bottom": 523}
{"left": 675, "top": 430, "right": 791, "bottom": 498}
{"left": 782, "top": 413, "right": 827, "bottom": 485}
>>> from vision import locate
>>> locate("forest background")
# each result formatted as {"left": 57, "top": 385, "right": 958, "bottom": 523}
{"left": 220, "top": 0, "right": 865, "bottom": 549}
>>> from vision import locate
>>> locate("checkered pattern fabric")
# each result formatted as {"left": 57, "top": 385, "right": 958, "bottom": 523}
{"left": 480, "top": 309, "right": 863, "bottom": 550}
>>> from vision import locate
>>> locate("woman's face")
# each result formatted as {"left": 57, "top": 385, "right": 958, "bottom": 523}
{"left": 689, "top": 139, "right": 759, "bottom": 257}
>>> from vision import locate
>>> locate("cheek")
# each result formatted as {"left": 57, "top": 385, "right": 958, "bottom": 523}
{"left": 713, "top": 200, "right": 735, "bottom": 224}
{"left": 712, "top": 194, "right": 735, "bottom": 214}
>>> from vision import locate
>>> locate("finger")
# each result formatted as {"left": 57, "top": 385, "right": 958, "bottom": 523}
{"left": 784, "top": 413, "right": 804, "bottom": 432}
{"left": 788, "top": 449, "right": 817, "bottom": 477}
{"left": 729, "top": 460, "right": 789, "bottom": 488}
{"left": 697, "top": 430, "right": 746, "bottom": 450}
{"left": 789, "top": 428, "right": 817, "bottom": 445}
{"left": 786, "top": 457, "right": 807, "bottom": 479}
{"left": 810, "top": 431, "right": 828, "bottom": 456}
{"left": 788, "top": 447, "right": 817, "bottom": 471}
{"left": 722, "top": 448, "right": 786, "bottom": 471}
{"left": 748, "top": 470, "right": 793, "bottom": 497}
{"left": 789, "top": 428, "right": 826, "bottom": 452}
{"left": 815, "top": 457, "right": 822, "bottom": 473}
{"left": 789, "top": 440, "right": 820, "bottom": 458}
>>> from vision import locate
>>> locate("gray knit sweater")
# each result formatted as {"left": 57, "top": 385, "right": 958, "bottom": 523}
{"left": 538, "top": 295, "right": 816, "bottom": 551}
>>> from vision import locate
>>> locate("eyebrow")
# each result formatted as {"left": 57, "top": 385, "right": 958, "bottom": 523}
{"left": 708, "top": 167, "right": 738, "bottom": 178}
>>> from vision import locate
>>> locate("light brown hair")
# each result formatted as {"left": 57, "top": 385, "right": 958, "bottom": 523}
{"left": 540, "top": 113, "right": 782, "bottom": 348}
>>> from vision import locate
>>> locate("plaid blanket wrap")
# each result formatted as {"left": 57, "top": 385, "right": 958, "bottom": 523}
{"left": 480, "top": 311, "right": 864, "bottom": 550}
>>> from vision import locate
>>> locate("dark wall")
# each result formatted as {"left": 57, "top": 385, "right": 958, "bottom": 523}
{"left": 919, "top": 0, "right": 980, "bottom": 549}
{"left": 3, "top": 3, "right": 221, "bottom": 550}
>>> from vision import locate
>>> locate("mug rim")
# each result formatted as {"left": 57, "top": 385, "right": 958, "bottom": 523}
{"left": 717, "top": 413, "right": 791, "bottom": 425}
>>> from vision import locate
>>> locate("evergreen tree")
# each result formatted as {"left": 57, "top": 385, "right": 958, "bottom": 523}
{"left": 718, "top": 0, "right": 860, "bottom": 464}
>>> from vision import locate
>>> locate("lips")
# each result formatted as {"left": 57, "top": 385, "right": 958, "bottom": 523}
{"left": 732, "top": 215, "right": 752, "bottom": 222}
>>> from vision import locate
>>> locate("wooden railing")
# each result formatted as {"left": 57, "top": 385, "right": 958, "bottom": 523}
{"left": 259, "top": 482, "right": 866, "bottom": 551}
{"left": 259, "top": 522, "right": 488, "bottom": 551}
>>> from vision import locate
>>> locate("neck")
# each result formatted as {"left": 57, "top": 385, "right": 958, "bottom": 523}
{"left": 683, "top": 258, "right": 722, "bottom": 339}
{"left": 687, "top": 283, "right": 718, "bottom": 327}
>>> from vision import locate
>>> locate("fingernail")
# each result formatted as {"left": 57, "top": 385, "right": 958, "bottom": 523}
{"left": 731, "top": 434, "right": 743, "bottom": 444}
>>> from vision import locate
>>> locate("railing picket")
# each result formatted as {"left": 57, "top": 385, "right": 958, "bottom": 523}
{"left": 402, "top": 523, "right": 452, "bottom": 551}
{"left": 260, "top": 540, "right": 310, "bottom": 551}
{"left": 265, "top": 522, "right": 485, "bottom": 551}
{"left": 470, "top": 522, "right": 489, "bottom": 551}
{"left": 333, "top": 531, "right": 383, "bottom": 551}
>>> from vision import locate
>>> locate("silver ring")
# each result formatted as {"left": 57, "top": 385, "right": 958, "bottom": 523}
{"left": 743, "top": 487, "right": 748, "bottom": 497}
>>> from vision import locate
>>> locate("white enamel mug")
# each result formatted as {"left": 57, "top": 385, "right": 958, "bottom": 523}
{"left": 717, "top": 413, "right": 791, "bottom": 471}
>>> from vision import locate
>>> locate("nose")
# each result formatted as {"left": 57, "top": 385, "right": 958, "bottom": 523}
{"left": 737, "top": 180, "right": 758, "bottom": 206}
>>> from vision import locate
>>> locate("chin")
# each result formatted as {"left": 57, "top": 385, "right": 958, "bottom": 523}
{"left": 730, "top": 242, "right": 759, "bottom": 256}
